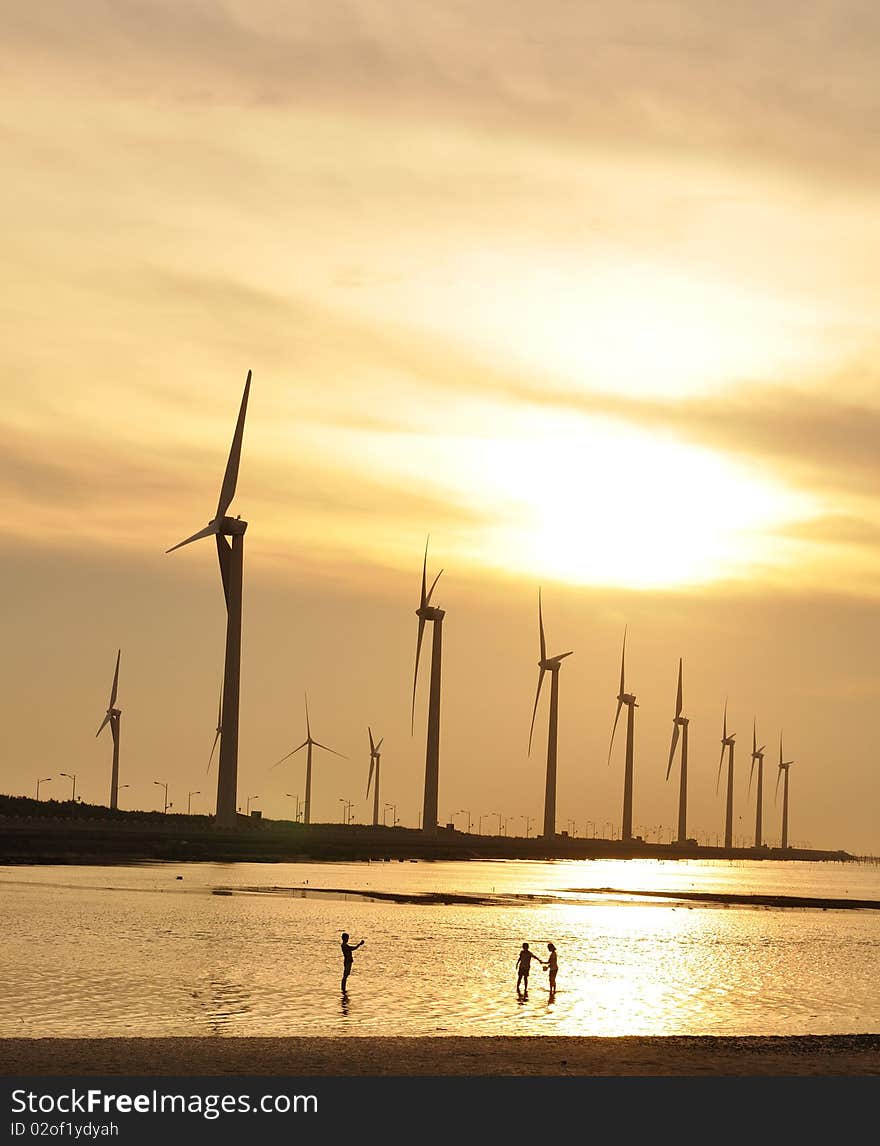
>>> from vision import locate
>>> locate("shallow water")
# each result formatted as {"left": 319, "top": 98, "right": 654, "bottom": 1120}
{"left": 2, "top": 859, "right": 879, "bottom": 1037}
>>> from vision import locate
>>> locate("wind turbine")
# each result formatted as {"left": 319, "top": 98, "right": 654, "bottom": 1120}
{"left": 665, "top": 658, "right": 689, "bottom": 845}
{"left": 528, "top": 588, "right": 573, "bottom": 840}
{"left": 608, "top": 627, "right": 638, "bottom": 842}
{"left": 411, "top": 537, "right": 444, "bottom": 833}
{"left": 366, "top": 727, "right": 384, "bottom": 827}
{"left": 167, "top": 371, "right": 251, "bottom": 826}
{"left": 207, "top": 685, "right": 222, "bottom": 774}
{"left": 748, "top": 721, "right": 766, "bottom": 848}
{"left": 96, "top": 649, "right": 122, "bottom": 809}
{"left": 271, "top": 695, "right": 346, "bottom": 825}
{"left": 716, "top": 700, "right": 736, "bottom": 849}
{"left": 776, "top": 733, "right": 795, "bottom": 849}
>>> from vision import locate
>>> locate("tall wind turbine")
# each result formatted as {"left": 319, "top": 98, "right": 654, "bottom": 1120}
{"left": 411, "top": 537, "right": 444, "bottom": 833}
{"left": 748, "top": 721, "right": 766, "bottom": 848}
{"left": 272, "top": 695, "right": 346, "bottom": 825}
{"left": 716, "top": 700, "right": 736, "bottom": 849}
{"left": 96, "top": 649, "right": 122, "bottom": 810}
{"left": 665, "top": 658, "right": 689, "bottom": 845}
{"left": 776, "top": 734, "right": 795, "bottom": 849}
{"left": 608, "top": 628, "right": 638, "bottom": 842}
{"left": 528, "top": 589, "right": 573, "bottom": 840}
{"left": 366, "top": 727, "right": 384, "bottom": 827}
{"left": 167, "top": 371, "right": 251, "bottom": 826}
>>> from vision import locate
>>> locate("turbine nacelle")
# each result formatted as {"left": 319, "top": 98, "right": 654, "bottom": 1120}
{"left": 618, "top": 691, "right": 638, "bottom": 707}
{"left": 539, "top": 652, "right": 572, "bottom": 671}
{"left": 416, "top": 605, "right": 445, "bottom": 622}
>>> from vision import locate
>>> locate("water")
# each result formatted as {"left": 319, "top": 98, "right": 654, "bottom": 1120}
{"left": 2, "top": 859, "right": 879, "bottom": 1037}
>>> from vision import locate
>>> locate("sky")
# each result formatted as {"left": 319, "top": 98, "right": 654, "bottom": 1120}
{"left": 2, "top": 1, "right": 880, "bottom": 852}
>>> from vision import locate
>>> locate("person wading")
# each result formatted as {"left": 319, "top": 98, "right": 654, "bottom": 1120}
{"left": 340, "top": 932, "right": 364, "bottom": 992}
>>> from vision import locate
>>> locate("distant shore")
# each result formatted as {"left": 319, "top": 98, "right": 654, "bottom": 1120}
{"left": 0, "top": 795, "right": 856, "bottom": 866}
{"left": 3, "top": 1035, "right": 879, "bottom": 1076}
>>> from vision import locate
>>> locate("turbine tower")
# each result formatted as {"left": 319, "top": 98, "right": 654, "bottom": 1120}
{"left": 748, "top": 721, "right": 766, "bottom": 848}
{"left": 167, "top": 371, "right": 251, "bottom": 826}
{"left": 716, "top": 700, "right": 736, "bottom": 849}
{"left": 776, "top": 734, "right": 795, "bottom": 849}
{"left": 411, "top": 537, "right": 444, "bottom": 833}
{"left": 608, "top": 627, "right": 638, "bottom": 842}
{"left": 665, "top": 658, "right": 689, "bottom": 845}
{"left": 527, "top": 588, "right": 573, "bottom": 840}
{"left": 272, "top": 695, "right": 346, "bottom": 825}
{"left": 366, "top": 727, "right": 384, "bottom": 827}
{"left": 96, "top": 649, "right": 122, "bottom": 810}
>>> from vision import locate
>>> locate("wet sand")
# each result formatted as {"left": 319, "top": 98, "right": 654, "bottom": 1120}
{"left": 2, "top": 1035, "right": 879, "bottom": 1076}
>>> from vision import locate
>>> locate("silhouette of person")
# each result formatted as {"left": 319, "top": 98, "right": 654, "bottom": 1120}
{"left": 340, "top": 932, "right": 364, "bottom": 992}
{"left": 543, "top": 942, "right": 558, "bottom": 998}
{"left": 516, "top": 942, "right": 539, "bottom": 994}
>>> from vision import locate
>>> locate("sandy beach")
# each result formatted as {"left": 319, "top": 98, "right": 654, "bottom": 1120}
{"left": 2, "top": 1035, "right": 879, "bottom": 1076}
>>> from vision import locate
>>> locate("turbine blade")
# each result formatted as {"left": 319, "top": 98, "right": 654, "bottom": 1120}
{"left": 216, "top": 533, "right": 231, "bottom": 608}
{"left": 716, "top": 742, "right": 725, "bottom": 794}
{"left": 779, "top": 733, "right": 784, "bottom": 767}
{"left": 207, "top": 728, "right": 221, "bottom": 773}
{"left": 368, "top": 726, "right": 375, "bottom": 754}
{"left": 665, "top": 723, "right": 680, "bottom": 782}
{"left": 608, "top": 698, "right": 624, "bottom": 766}
{"left": 366, "top": 758, "right": 375, "bottom": 799}
{"left": 166, "top": 522, "right": 218, "bottom": 554}
{"left": 411, "top": 615, "right": 426, "bottom": 733}
{"left": 375, "top": 737, "right": 384, "bottom": 752}
{"left": 109, "top": 718, "right": 119, "bottom": 750}
{"left": 271, "top": 740, "right": 308, "bottom": 769}
{"left": 96, "top": 713, "right": 111, "bottom": 737}
{"left": 675, "top": 658, "right": 683, "bottom": 718}
{"left": 619, "top": 627, "right": 627, "bottom": 696}
{"left": 305, "top": 693, "right": 311, "bottom": 742}
{"left": 313, "top": 740, "right": 347, "bottom": 759}
{"left": 528, "top": 668, "right": 546, "bottom": 756}
{"left": 426, "top": 568, "right": 443, "bottom": 606}
{"left": 748, "top": 757, "right": 755, "bottom": 796}
{"left": 775, "top": 765, "right": 782, "bottom": 803}
{"left": 216, "top": 370, "right": 251, "bottom": 520}
{"left": 538, "top": 588, "right": 546, "bottom": 662}
{"left": 109, "top": 649, "right": 121, "bottom": 708}
{"left": 752, "top": 719, "right": 757, "bottom": 757}
{"left": 420, "top": 537, "right": 429, "bottom": 608}
{"left": 722, "top": 698, "right": 728, "bottom": 742}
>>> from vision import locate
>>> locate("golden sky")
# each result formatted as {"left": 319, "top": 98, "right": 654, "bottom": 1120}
{"left": 2, "top": 2, "right": 879, "bottom": 850}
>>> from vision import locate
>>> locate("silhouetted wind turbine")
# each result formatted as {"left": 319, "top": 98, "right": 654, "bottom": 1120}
{"left": 716, "top": 700, "right": 736, "bottom": 849}
{"left": 665, "top": 658, "right": 689, "bottom": 845}
{"left": 748, "top": 720, "right": 766, "bottom": 848}
{"left": 96, "top": 649, "right": 122, "bottom": 810}
{"left": 608, "top": 627, "right": 638, "bottom": 842}
{"left": 207, "top": 685, "right": 222, "bottom": 774}
{"left": 167, "top": 371, "right": 251, "bottom": 826}
{"left": 366, "top": 727, "right": 384, "bottom": 827}
{"left": 776, "top": 733, "right": 795, "bottom": 849}
{"left": 528, "top": 588, "right": 573, "bottom": 840}
{"left": 411, "top": 537, "right": 444, "bottom": 833}
{"left": 271, "top": 695, "right": 346, "bottom": 825}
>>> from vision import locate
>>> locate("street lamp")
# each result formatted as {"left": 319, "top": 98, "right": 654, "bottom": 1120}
{"left": 35, "top": 776, "right": 52, "bottom": 800}
{"left": 247, "top": 794, "right": 260, "bottom": 816}
{"left": 566, "top": 818, "right": 576, "bottom": 836}
{"left": 587, "top": 820, "right": 596, "bottom": 838}
{"left": 521, "top": 814, "right": 534, "bottom": 838}
{"left": 117, "top": 784, "right": 130, "bottom": 807}
{"left": 286, "top": 793, "right": 302, "bottom": 822}
{"left": 187, "top": 790, "right": 201, "bottom": 815}
{"left": 384, "top": 803, "right": 398, "bottom": 827}
{"left": 59, "top": 772, "right": 77, "bottom": 801}
{"left": 339, "top": 798, "right": 353, "bottom": 824}
{"left": 455, "top": 809, "right": 472, "bottom": 833}
{"left": 153, "top": 780, "right": 169, "bottom": 814}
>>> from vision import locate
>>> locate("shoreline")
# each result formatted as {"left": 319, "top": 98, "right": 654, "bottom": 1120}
{"left": 3, "top": 1035, "right": 879, "bottom": 1076}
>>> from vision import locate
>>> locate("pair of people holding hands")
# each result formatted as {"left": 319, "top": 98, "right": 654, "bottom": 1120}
{"left": 516, "top": 941, "right": 558, "bottom": 996}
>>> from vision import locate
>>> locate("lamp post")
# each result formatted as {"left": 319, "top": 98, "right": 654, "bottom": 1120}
{"left": 35, "top": 776, "right": 52, "bottom": 800}
{"left": 521, "top": 814, "right": 534, "bottom": 838}
{"left": 566, "top": 818, "right": 576, "bottom": 836}
{"left": 188, "top": 790, "right": 201, "bottom": 815}
{"left": 153, "top": 780, "right": 169, "bottom": 814}
{"left": 59, "top": 772, "right": 77, "bottom": 801}
{"left": 286, "top": 793, "right": 302, "bottom": 822}
{"left": 117, "top": 784, "right": 130, "bottom": 807}
{"left": 587, "top": 820, "right": 596, "bottom": 838}
{"left": 247, "top": 794, "right": 260, "bottom": 816}
{"left": 384, "top": 803, "right": 398, "bottom": 827}
{"left": 455, "top": 809, "right": 472, "bottom": 833}
{"left": 339, "top": 798, "right": 353, "bottom": 825}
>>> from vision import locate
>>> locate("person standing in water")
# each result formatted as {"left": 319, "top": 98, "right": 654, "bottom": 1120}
{"left": 543, "top": 942, "right": 558, "bottom": 998}
{"left": 340, "top": 932, "right": 364, "bottom": 992}
{"left": 516, "top": 942, "right": 540, "bottom": 994}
